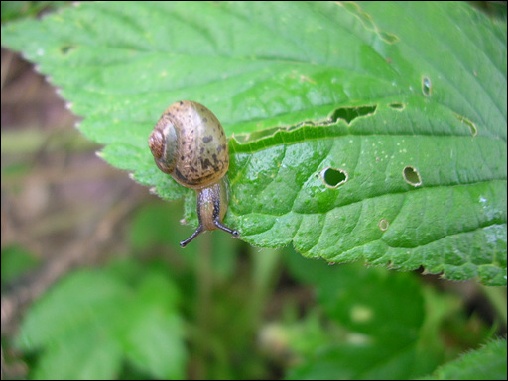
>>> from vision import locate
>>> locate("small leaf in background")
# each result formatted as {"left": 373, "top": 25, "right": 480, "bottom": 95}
{"left": 122, "top": 267, "right": 187, "bottom": 380}
{"left": 15, "top": 259, "right": 187, "bottom": 380}
{"left": 1, "top": 2, "right": 505, "bottom": 281}
{"left": 32, "top": 328, "right": 123, "bottom": 380}
{"left": 284, "top": 255, "right": 445, "bottom": 379}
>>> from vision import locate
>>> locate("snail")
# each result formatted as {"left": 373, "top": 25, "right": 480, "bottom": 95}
{"left": 148, "top": 100, "right": 239, "bottom": 247}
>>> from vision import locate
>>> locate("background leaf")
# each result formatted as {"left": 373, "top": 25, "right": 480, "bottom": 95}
{"left": 283, "top": 256, "right": 445, "bottom": 379}
{"left": 15, "top": 261, "right": 187, "bottom": 379}
{"left": 2, "top": 1, "right": 506, "bottom": 284}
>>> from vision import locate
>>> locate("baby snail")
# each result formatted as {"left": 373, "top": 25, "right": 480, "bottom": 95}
{"left": 148, "top": 100, "right": 239, "bottom": 247}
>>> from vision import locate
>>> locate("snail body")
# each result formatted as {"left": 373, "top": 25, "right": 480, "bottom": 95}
{"left": 149, "top": 100, "right": 239, "bottom": 247}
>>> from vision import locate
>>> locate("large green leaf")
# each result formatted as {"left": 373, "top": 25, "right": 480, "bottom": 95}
{"left": 2, "top": 2, "right": 506, "bottom": 284}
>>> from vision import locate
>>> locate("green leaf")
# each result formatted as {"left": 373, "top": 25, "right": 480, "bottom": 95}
{"left": 124, "top": 310, "right": 186, "bottom": 380}
{"left": 285, "top": 256, "right": 443, "bottom": 379}
{"left": 32, "top": 327, "right": 123, "bottom": 380}
{"left": 2, "top": 2, "right": 506, "bottom": 284}
{"left": 15, "top": 260, "right": 187, "bottom": 379}
{"left": 419, "top": 338, "right": 507, "bottom": 380}
{"left": 122, "top": 269, "right": 187, "bottom": 380}
{"left": 15, "top": 270, "right": 130, "bottom": 350}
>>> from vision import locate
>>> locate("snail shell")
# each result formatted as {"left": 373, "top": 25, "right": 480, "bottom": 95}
{"left": 149, "top": 100, "right": 229, "bottom": 189}
{"left": 149, "top": 100, "right": 238, "bottom": 247}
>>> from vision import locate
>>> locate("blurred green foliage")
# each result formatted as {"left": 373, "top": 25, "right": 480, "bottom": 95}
{"left": 1, "top": 1, "right": 506, "bottom": 380}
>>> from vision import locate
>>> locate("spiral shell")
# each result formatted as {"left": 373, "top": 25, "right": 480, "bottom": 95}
{"left": 149, "top": 100, "right": 229, "bottom": 190}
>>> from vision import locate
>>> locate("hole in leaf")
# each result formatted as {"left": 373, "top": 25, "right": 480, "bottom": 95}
{"left": 340, "top": 2, "right": 399, "bottom": 45}
{"left": 455, "top": 114, "right": 477, "bottom": 137}
{"left": 389, "top": 102, "right": 405, "bottom": 110}
{"left": 378, "top": 219, "right": 389, "bottom": 231}
{"left": 379, "top": 31, "right": 399, "bottom": 44}
{"left": 422, "top": 76, "right": 432, "bottom": 96}
{"left": 330, "top": 105, "right": 377, "bottom": 125}
{"left": 403, "top": 166, "right": 422, "bottom": 187}
{"left": 320, "top": 167, "right": 348, "bottom": 188}
{"left": 61, "top": 45, "right": 75, "bottom": 54}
